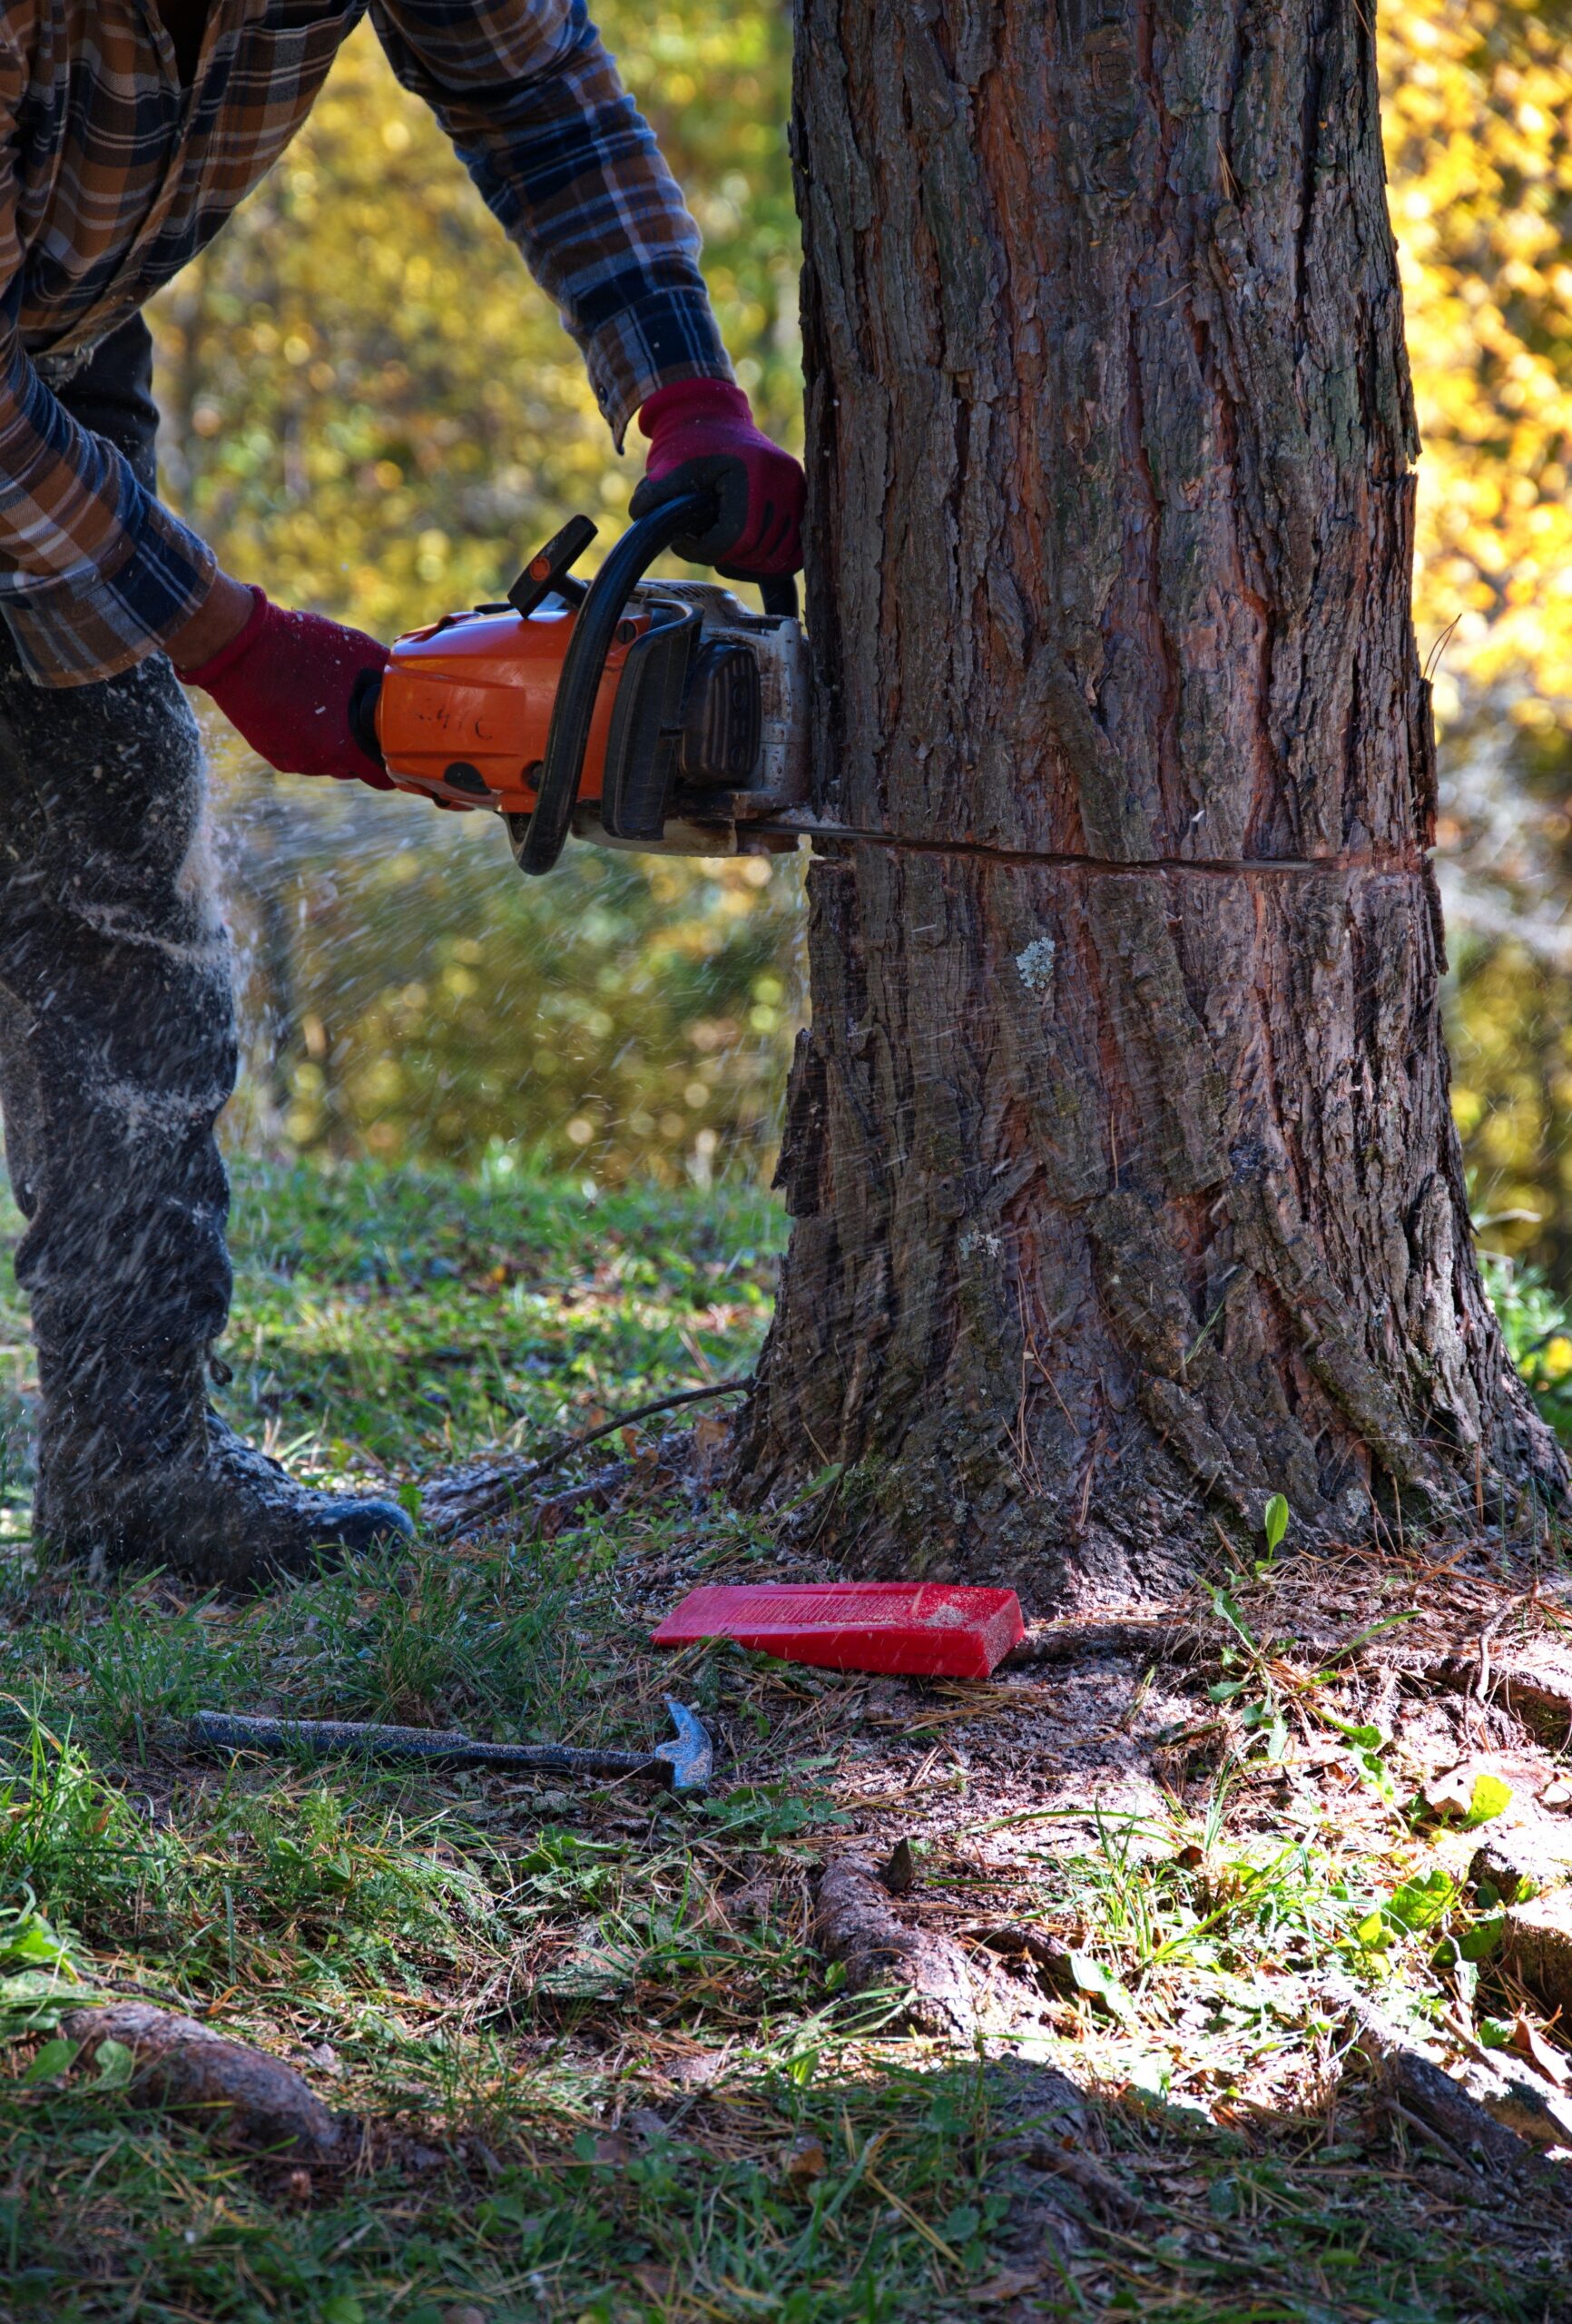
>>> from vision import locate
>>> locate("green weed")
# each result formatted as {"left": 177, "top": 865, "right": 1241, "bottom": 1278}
{"left": 47, "top": 1592, "right": 260, "bottom": 1747}
{"left": 1480, "top": 1246, "right": 1572, "bottom": 1445}
{"left": 0, "top": 1720, "right": 179, "bottom": 1948}
{"left": 271, "top": 1537, "right": 579, "bottom": 1735}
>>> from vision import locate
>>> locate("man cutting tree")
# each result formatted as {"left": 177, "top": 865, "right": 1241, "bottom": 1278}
{"left": 0, "top": 0, "right": 803, "bottom": 1582}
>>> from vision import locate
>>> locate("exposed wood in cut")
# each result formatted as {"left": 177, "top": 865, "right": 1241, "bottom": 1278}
{"left": 737, "top": 0, "right": 1564, "bottom": 1593}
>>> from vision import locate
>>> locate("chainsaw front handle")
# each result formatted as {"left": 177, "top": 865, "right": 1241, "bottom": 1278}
{"left": 510, "top": 490, "right": 797, "bottom": 876}
{"left": 512, "top": 487, "right": 708, "bottom": 875}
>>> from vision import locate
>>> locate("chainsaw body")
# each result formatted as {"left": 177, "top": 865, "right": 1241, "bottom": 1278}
{"left": 366, "top": 497, "right": 808, "bottom": 869}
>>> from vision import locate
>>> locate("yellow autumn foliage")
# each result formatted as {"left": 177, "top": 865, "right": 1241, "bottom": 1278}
{"left": 1382, "top": 0, "right": 1572, "bottom": 725}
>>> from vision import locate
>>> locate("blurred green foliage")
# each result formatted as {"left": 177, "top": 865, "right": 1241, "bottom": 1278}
{"left": 212, "top": 764, "right": 802, "bottom": 1184}
{"left": 1479, "top": 1246, "right": 1572, "bottom": 1444}
{"left": 151, "top": 4, "right": 804, "bottom": 1187}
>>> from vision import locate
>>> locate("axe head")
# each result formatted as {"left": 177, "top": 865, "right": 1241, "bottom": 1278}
{"left": 654, "top": 1697, "right": 714, "bottom": 1796}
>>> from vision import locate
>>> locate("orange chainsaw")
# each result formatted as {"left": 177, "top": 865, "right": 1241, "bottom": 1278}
{"left": 350, "top": 488, "right": 808, "bottom": 873}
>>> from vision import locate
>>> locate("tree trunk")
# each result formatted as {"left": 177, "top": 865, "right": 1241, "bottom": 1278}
{"left": 737, "top": 0, "right": 1565, "bottom": 1600}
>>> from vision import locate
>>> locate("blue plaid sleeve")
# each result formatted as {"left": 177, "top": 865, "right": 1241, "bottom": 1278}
{"left": 371, "top": 0, "right": 733, "bottom": 443}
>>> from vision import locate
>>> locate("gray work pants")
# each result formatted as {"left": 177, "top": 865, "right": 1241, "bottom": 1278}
{"left": 0, "top": 317, "right": 236, "bottom": 1453}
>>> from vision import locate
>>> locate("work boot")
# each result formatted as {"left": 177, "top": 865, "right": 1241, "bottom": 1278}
{"left": 33, "top": 1341, "right": 412, "bottom": 1586}
{"left": 0, "top": 318, "right": 412, "bottom": 1588}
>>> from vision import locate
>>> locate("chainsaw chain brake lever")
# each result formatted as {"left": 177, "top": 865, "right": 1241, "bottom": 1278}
{"left": 506, "top": 513, "right": 598, "bottom": 619}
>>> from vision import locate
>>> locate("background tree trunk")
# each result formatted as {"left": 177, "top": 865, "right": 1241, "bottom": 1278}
{"left": 737, "top": 0, "right": 1565, "bottom": 1601}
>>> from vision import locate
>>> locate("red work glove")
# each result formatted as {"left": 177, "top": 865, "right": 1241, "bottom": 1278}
{"left": 177, "top": 586, "right": 395, "bottom": 790}
{"left": 630, "top": 379, "right": 803, "bottom": 577}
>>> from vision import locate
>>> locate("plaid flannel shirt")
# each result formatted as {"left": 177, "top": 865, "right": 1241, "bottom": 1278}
{"left": 0, "top": 0, "right": 732, "bottom": 685}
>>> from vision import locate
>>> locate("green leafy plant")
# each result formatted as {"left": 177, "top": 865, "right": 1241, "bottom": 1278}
{"left": 1465, "top": 1770, "right": 1514, "bottom": 1827}
{"left": 1262, "top": 1492, "right": 1290, "bottom": 1559}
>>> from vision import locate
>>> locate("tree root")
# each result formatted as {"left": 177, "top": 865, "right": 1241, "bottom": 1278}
{"left": 1004, "top": 1619, "right": 1204, "bottom": 1669}
{"left": 1004, "top": 1600, "right": 1572, "bottom": 1754}
{"left": 61, "top": 2004, "right": 349, "bottom": 2162}
{"left": 812, "top": 1855, "right": 978, "bottom": 2041}
{"left": 1330, "top": 1982, "right": 1572, "bottom": 2182}
{"left": 1431, "top": 1659, "right": 1572, "bottom": 1748}
{"left": 420, "top": 1455, "right": 630, "bottom": 1541}
{"left": 421, "top": 1382, "right": 748, "bottom": 1538}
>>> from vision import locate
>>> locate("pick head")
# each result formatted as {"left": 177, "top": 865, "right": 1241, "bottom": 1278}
{"left": 655, "top": 1697, "right": 714, "bottom": 1797}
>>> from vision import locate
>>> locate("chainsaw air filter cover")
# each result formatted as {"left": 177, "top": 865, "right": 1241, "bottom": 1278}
{"left": 374, "top": 577, "right": 806, "bottom": 857}
{"left": 680, "top": 641, "right": 761, "bottom": 784}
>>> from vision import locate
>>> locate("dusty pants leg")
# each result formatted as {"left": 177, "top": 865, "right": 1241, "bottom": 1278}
{"left": 0, "top": 320, "right": 237, "bottom": 1483}
{"left": 0, "top": 316, "right": 409, "bottom": 1581}
{"left": 0, "top": 639, "right": 236, "bottom": 1465}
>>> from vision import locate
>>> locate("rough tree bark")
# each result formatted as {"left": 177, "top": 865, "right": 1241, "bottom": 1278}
{"left": 736, "top": 0, "right": 1565, "bottom": 1600}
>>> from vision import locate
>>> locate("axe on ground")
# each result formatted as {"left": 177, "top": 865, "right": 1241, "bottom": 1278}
{"left": 191, "top": 1695, "right": 713, "bottom": 1797}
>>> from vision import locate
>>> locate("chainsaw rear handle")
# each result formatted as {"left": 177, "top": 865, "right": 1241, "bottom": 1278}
{"left": 513, "top": 487, "right": 797, "bottom": 876}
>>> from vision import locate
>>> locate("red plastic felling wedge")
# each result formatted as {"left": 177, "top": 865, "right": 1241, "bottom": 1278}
{"left": 650, "top": 1581, "right": 1025, "bottom": 1679}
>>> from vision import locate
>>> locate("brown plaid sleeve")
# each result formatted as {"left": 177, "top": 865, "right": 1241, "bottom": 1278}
{"left": 372, "top": 0, "right": 732, "bottom": 443}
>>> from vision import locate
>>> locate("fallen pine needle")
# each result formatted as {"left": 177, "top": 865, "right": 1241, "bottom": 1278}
{"left": 862, "top": 2167, "right": 961, "bottom": 2264}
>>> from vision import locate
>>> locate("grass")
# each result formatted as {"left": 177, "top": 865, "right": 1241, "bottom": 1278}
{"left": 2, "top": 1161, "right": 1572, "bottom": 2320}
